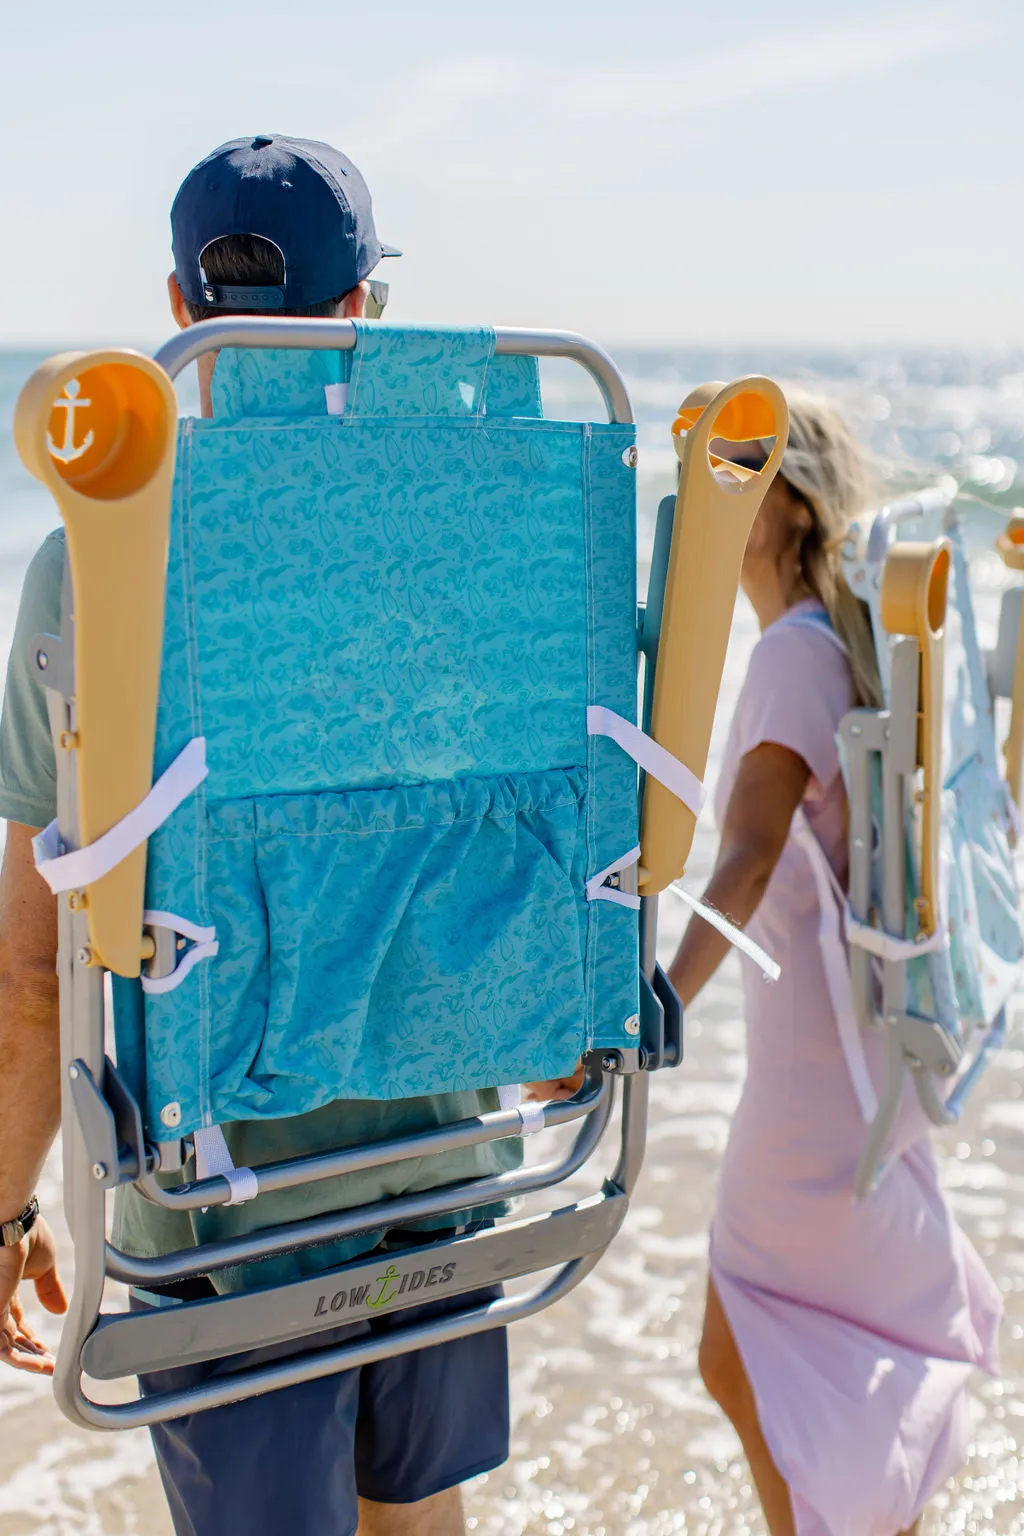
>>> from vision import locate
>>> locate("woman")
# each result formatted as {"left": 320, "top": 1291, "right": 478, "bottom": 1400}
{"left": 668, "top": 394, "right": 1001, "bottom": 1536}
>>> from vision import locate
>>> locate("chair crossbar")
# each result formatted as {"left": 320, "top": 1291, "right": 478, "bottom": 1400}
{"left": 106, "top": 1081, "right": 615, "bottom": 1288}
{"left": 85, "top": 1191, "right": 625, "bottom": 1382}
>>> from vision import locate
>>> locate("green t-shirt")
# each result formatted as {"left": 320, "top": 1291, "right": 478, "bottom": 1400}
{"left": 0, "top": 531, "right": 521, "bottom": 1292}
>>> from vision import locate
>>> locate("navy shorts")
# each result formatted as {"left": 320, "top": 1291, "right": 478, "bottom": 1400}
{"left": 137, "top": 1272, "right": 509, "bottom": 1536}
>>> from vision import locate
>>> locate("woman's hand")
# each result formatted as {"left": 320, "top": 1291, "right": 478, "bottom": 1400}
{"left": 522, "top": 1063, "right": 586, "bottom": 1102}
{"left": 668, "top": 742, "right": 810, "bottom": 1007}
{"left": 0, "top": 1218, "right": 67, "bottom": 1374}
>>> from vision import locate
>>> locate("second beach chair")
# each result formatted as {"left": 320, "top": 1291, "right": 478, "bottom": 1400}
{"left": 801, "top": 487, "right": 1024, "bottom": 1192}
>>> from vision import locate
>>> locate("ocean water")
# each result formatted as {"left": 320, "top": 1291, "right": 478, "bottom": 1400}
{"left": 2, "top": 342, "right": 1024, "bottom": 1534}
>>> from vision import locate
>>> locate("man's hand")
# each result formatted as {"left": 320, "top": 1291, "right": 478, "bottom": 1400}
{"left": 522, "top": 1062, "right": 586, "bottom": 1103}
{"left": 0, "top": 1217, "right": 67, "bottom": 1374}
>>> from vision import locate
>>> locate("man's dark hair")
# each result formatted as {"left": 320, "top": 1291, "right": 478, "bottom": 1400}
{"left": 184, "top": 234, "right": 351, "bottom": 322}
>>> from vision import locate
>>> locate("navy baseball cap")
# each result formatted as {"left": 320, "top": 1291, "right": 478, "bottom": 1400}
{"left": 171, "top": 135, "right": 400, "bottom": 310}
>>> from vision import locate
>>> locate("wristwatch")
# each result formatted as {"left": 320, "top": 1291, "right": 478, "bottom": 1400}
{"left": 1, "top": 1197, "right": 39, "bottom": 1247}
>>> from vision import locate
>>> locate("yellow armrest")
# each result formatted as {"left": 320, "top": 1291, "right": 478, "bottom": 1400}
{"left": 996, "top": 515, "right": 1024, "bottom": 809}
{"left": 638, "top": 377, "right": 789, "bottom": 895}
{"left": 14, "top": 351, "right": 178, "bottom": 975}
{"left": 879, "top": 539, "right": 951, "bottom": 939}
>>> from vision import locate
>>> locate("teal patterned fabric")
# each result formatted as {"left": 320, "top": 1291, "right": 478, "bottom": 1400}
{"left": 116, "top": 326, "right": 638, "bottom": 1136}
{"left": 210, "top": 345, "right": 350, "bottom": 417}
{"left": 208, "top": 339, "right": 542, "bottom": 421}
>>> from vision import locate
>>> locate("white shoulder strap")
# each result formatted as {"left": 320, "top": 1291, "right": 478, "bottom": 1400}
{"left": 791, "top": 808, "right": 879, "bottom": 1124}
{"left": 670, "top": 883, "right": 780, "bottom": 981}
{"left": 33, "top": 738, "right": 207, "bottom": 894}
{"left": 587, "top": 706, "right": 704, "bottom": 816}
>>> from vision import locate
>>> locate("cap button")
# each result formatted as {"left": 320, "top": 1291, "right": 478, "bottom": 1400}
{"left": 251, "top": 134, "right": 274, "bottom": 149}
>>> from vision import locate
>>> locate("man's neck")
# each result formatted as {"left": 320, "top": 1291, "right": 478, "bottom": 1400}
{"left": 197, "top": 353, "right": 215, "bottom": 419}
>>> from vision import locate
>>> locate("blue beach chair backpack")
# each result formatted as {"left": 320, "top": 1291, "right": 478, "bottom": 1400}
{"left": 16, "top": 322, "right": 787, "bottom": 1429}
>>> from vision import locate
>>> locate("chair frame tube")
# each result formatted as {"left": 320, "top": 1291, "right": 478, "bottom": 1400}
{"left": 133, "top": 1078, "right": 607, "bottom": 1211}
{"left": 152, "top": 319, "right": 634, "bottom": 425}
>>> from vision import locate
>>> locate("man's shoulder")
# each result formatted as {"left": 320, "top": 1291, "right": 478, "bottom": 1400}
{"left": 0, "top": 530, "right": 66, "bottom": 830}
{"left": 19, "top": 529, "right": 65, "bottom": 634}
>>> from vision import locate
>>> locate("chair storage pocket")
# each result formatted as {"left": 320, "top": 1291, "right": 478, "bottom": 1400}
{"left": 201, "top": 768, "right": 589, "bottom": 1114}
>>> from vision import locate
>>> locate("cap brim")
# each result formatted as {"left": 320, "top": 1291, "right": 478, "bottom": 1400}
{"left": 379, "top": 243, "right": 402, "bottom": 258}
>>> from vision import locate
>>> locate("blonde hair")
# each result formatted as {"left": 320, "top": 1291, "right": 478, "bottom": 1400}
{"left": 768, "top": 391, "right": 884, "bottom": 709}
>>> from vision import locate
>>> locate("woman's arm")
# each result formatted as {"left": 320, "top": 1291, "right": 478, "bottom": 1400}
{"left": 527, "top": 741, "right": 811, "bottom": 1101}
{"left": 667, "top": 742, "right": 809, "bottom": 1007}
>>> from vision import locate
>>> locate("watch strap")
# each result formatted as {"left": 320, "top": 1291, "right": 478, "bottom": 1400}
{"left": 0, "top": 1196, "right": 39, "bottom": 1247}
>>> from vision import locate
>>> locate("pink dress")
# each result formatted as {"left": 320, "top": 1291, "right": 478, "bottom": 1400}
{"left": 710, "top": 600, "right": 1002, "bottom": 1536}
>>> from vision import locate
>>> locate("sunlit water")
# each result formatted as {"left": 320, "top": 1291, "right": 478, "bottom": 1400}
{"left": 1, "top": 343, "right": 1024, "bottom": 1534}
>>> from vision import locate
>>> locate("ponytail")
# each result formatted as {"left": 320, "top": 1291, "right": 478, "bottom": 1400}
{"left": 767, "top": 390, "right": 884, "bottom": 710}
{"left": 802, "top": 535, "right": 884, "bottom": 709}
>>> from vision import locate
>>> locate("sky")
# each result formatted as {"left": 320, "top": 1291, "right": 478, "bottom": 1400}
{"left": 2, "top": 0, "right": 1023, "bottom": 351}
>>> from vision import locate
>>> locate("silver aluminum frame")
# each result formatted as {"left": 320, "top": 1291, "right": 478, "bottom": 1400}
{"left": 46, "top": 320, "right": 664, "bottom": 1430}
{"left": 840, "top": 640, "right": 961, "bottom": 1195}
{"left": 152, "top": 318, "right": 634, "bottom": 426}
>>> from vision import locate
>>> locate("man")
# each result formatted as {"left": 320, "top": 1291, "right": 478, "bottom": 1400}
{"left": 0, "top": 135, "right": 517, "bottom": 1536}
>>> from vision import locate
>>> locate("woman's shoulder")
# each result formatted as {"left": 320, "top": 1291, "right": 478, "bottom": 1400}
{"left": 748, "top": 603, "right": 851, "bottom": 688}
{"left": 735, "top": 602, "right": 856, "bottom": 785}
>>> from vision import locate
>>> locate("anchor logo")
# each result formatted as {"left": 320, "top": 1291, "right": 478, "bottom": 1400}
{"left": 47, "top": 378, "right": 95, "bottom": 464}
{"left": 367, "top": 1264, "right": 401, "bottom": 1309}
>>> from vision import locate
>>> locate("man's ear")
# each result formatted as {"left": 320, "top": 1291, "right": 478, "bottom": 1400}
{"left": 338, "top": 281, "right": 369, "bottom": 320}
{"left": 168, "top": 273, "right": 193, "bottom": 330}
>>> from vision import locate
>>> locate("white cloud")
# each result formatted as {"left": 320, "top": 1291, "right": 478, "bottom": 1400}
{"left": 366, "top": 1, "right": 1012, "bottom": 165}
{"left": 556, "top": 4, "right": 1010, "bottom": 118}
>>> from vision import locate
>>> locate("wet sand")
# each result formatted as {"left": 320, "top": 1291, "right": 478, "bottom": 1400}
{"left": 2, "top": 603, "right": 1024, "bottom": 1535}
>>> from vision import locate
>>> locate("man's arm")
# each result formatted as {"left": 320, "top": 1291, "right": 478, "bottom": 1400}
{"left": 0, "top": 823, "right": 67, "bottom": 1372}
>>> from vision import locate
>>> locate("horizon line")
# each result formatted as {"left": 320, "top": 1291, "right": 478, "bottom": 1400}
{"left": 2, "top": 335, "right": 1024, "bottom": 360}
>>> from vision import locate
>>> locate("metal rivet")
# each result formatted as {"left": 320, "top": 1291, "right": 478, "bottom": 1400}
{"left": 160, "top": 1101, "right": 182, "bottom": 1129}
{"left": 91, "top": 1162, "right": 107, "bottom": 1181}
{"left": 601, "top": 1053, "right": 621, "bottom": 1073}
{"left": 850, "top": 724, "right": 862, "bottom": 738}
{"left": 68, "top": 1064, "right": 79, "bottom": 1081}
{"left": 621, "top": 446, "right": 638, "bottom": 469}
{"left": 36, "top": 650, "right": 48, "bottom": 670}
{"left": 76, "top": 946, "right": 92, "bottom": 966}
{"left": 68, "top": 890, "right": 85, "bottom": 912}
{"left": 624, "top": 1014, "right": 641, "bottom": 1037}
{"left": 59, "top": 730, "right": 80, "bottom": 751}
